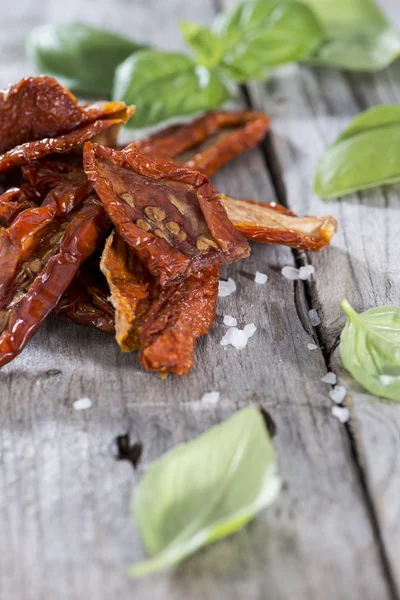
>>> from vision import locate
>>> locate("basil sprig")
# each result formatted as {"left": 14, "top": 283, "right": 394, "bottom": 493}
{"left": 26, "top": 24, "right": 145, "bottom": 98}
{"left": 340, "top": 300, "right": 400, "bottom": 402}
{"left": 315, "top": 105, "right": 400, "bottom": 198}
{"left": 26, "top": 0, "right": 400, "bottom": 128}
{"left": 130, "top": 406, "right": 281, "bottom": 577}
{"left": 302, "top": 0, "right": 400, "bottom": 71}
{"left": 113, "top": 50, "right": 230, "bottom": 128}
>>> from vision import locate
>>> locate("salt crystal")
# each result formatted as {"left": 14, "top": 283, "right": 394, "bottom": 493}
{"left": 223, "top": 315, "right": 237, "bottom": 327}
{"left": 332, "top": 405, "right": 350, "bottom": 423}
{"left": 307, "top": 343, "right": 318, "bottom": 350}
{"left": 218, "top": 278, "right": 236, "bottom": 297}
{"left": 380, "top": 374, "right": 396, "bottom": 385}
{"left": 255, "top": 271, "right": 268, "bottom": 284}
{"left": 282, "top": 266, "right": 300, "bottom": 280}
{"left": 244, "top": 323, "right": 257, "bottom": 338}
{"left": 73, "top": 397, "right": 92, "bottom": 411}
{"left": 308, "top": 309, "right": 321, "bottom": 326}
{"left": 220, "top": 323, "right": 256, "bottom": 350}
{"left": 299, "top": 265, "right": 315, "bottom": 280}
{"left": 329, "top": 385, "right": 347, "bottom": 404}
{"left": 201, "top": 391, "right": 220, "bottom": 405}
{"left": 321, "top": 372, "right": 337, "bottom": 385}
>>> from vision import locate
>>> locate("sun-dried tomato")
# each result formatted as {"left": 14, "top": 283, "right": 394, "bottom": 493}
{"left": 0, "top": 187, "right": 36, "bottom": 227}
{"left": 139, "top": 264, "right": 219, "bottom": 375}
{"left": 221, "top": 195, "right": 338, "bottom": 251}
{"left": 0, "top": 76, "right": 130, "bottom": 153}
{"left": 56, "top": 260, "right": 114, "bottom": 334}
{"left": 0, "top": 107, "right": 133, "bottom": 173}
{"left": 0, "top": 195, "right": 109, "bottom": 367}
{"left": 84, "top": 142, "right": 249, "bottom": 286}
{"left": 100, "top": 231, "right": 151, "bottom": 350}
{"left": 136, "top": 110, "right": 270, "bottom": 177}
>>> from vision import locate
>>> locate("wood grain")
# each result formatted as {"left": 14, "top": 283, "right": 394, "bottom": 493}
{"left": 0, "top": 0, "right": 396, "bottom": 599}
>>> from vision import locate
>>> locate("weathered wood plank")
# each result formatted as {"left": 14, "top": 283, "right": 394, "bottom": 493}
{"left": 234, "top": 0, "right": 400, "bottom": 592}
{"left": 0, "top": 1, "right": 394, "bottom": 599}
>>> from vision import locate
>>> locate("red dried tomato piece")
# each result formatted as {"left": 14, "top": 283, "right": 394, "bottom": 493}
{"left": 0, "top": 76, "right": 130, "bottom": 153}
{"left": 136, "top": 110, "right": 270, "bottom": 176}
{"left": 0, "top": 107, "right": 133, "bottom": 173}
{"left": 221, "top": 195, "right": 338, "bottom": 251}
{"left": 0, "top": 196, "right": 109, "bottom": 367}
{"left": 139, "top": 264, "right": 219, "bottom": 376}
{"left": 0, "top": 187, "right": 36, "bottom": 227}
{"left": 84, "top": 142, "right": 249, "bottom": 285}
{"left": 56, "top": 260, "right": 114, "bottom": 334}
{"left": 100, "top": 231, "right": 151, "bottom": 350}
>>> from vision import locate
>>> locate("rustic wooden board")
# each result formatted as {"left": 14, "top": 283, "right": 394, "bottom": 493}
{"left": 0, "top": 1, "right": 397, "bottom": 599}
{"left": 228, "top": 0, "right": 400, "bottom": 594}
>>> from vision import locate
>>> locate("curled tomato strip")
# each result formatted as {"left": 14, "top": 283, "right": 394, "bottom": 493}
{"left": 136, "top": 110, "right": 270, "bottom": 177}
{"left": 0, "top": 188, "right": 36, "bottom": 227}
{"left": 139, "top": 264, "right": 219, "bottom": 376}
{"left": 221, "top": 195, "right": 338, "bottom": 251}
{"left": 56, "top": 262, "right": 114, "bottom": 334}
{"left": 100, "top": 231, "right": 151, "bottom": 350}
{"left": 0, "top": 108, "right": 134, "bottom": 173}
{"left": 0, "top": 76, "right": 130, "bottom": 154}
{"left": 84, "top": 142, "right": 249, "bottom": 286}
{"left": 0, "top": 197, "right": 109, "bottom": 367}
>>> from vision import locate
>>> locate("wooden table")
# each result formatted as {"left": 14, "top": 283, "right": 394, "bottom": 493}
{"left": 1, "top": 1, "right": 400, "bottom": 598}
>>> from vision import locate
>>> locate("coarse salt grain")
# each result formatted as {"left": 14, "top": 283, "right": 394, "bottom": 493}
{"left": 201, "top": 391, "right": 220, "bottom": 405}
{"left": 332, "top": 405, "right": 350, "bottom": 423}
{"left": 321, "top": 372, "right": 337, "bottom": 385}
{"left": 307, "top": 343, "right": 318, "bottom": 350}
{"left": 218, "top": 278, "right": 236, "bottom": 297}
{"left": 73, "top": 397, "right": 92, "bottom": 411}
{"left": 299, "top": 265, "right": 315, "bottom": 280}
{"left": 282, "top": 266, "right": 300, "bottom": 280}
{"left": 220, "top": 323, "right": 256, "bottom": 350}
{"left": 308, "top": 309, "right": 321, "bottom": 326}
{"left": 329, "top": 385, "right": 347, "bottom": 404}
{"left": 255, "top": 271, "right": 268, "bottom": 284}
{"left": 223, "top": 315, "right": 237, "bottom": 327}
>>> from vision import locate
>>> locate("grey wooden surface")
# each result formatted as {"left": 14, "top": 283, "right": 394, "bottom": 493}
{"left": 0, "top": 1, "right": 399, "bottom": 599}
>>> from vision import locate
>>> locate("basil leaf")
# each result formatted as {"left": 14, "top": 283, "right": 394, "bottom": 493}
{"left": 314, "top": 105, "right": 400, "bottom": 198}
{"left": 130, "top": 406, "right": 281, "bottom": 578}
{"left": 302, "top": 0, "right": 400, "bottom": 71}
{"left": 211, "top": 0, "right": 325, "bottom": 82}
{"left": 340, "top": 300, "right": 400, "bottom": 402}
{"left": 113, "top": 50, "right": 230, "bottom": 128}
{"left": 26, "top": 23, "right": 145, "bottom": 98}
{"left": 180, "top": 21, "right": 224, "bottom": 68}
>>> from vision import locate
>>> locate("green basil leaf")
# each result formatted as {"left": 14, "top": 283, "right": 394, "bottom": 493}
{"left": 26, "top": 23, "right": 145, "bottom": 98}
{"left": 340, "top": 300, "right": 400, "bottom": 402}
{"left": 211, "top": 0, "right": 325, "bottom": 82}
{"left": 130, "top": 406, "right": 281, "bottom": 578}
{"left": 113, "top": 50, "right": 230, "bottom": 128}
{"left": 314, "top": 105, "right": 400, "bottom": 198}
{"left": 302, "top": 0, "right": 400, "bottom": 71}
{"left": 180, "top": 21, "right": 224, "bottom": 68}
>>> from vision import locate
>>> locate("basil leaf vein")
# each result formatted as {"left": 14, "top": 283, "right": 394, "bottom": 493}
{"left": 130, "top": 406, "right": 281, "bottom": 578}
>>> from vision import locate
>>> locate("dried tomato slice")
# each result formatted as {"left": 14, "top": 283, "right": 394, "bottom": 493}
{"left": 0, "top": 76, "right": 130, "bottom": 153}
{"left": 139, "top": 264, "right": 219, "bottom": 376}
{"left": 0, "top": 196, "right": 109, "bottom": 367}
{"left": 56, "top": 261, "right": 114, "bottom": 334}
{"left": 0, "top": 187, "right": 36, "bottom": 227}
{"left": 0, "top": 107, "right": 134, "bottom": 173}
{"left": 221, "top": 195, "right": 338, "bottom": 251}
{"left": 136, "top": 110, "right": 270, "bottom": 176}
{"left": 100, "top": 231, "right": 151, "bottom": 350}
{"left": 84, "top": 142, "right": 249, "bottom": 285}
